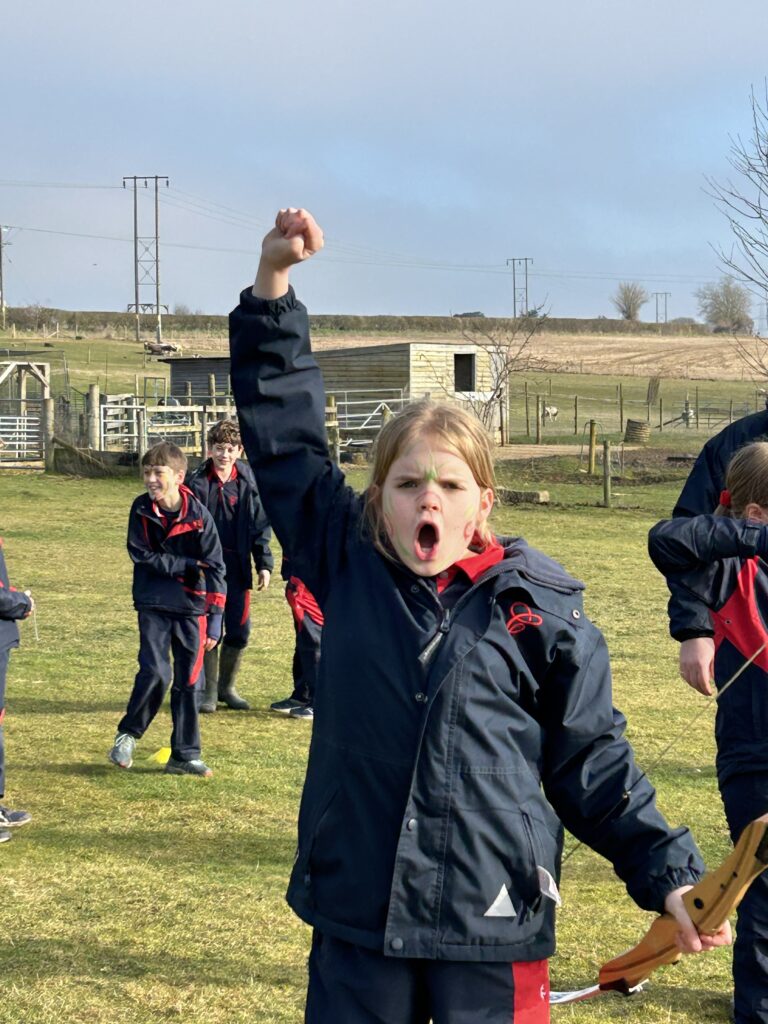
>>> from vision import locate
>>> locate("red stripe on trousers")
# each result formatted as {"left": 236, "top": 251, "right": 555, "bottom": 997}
{"left": 0, "top": 708, "right": 5, "bottom": 725}
{"left": 240, "top": 589, "right": 251, "bottom": 626}
{"left": 189, "top": 615, "right": 206, "bottom": 686}
{"left": 513, "top": 959, "right": 550, "bottom": 1023}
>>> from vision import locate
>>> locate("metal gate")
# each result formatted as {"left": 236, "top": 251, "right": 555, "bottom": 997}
{"left": 0, "top": 400, "right": 43, "bottom": 464}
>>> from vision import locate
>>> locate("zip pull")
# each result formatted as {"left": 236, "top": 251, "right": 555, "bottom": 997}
{"left": 418, "top": 608, "right": 451, "bottom": 666}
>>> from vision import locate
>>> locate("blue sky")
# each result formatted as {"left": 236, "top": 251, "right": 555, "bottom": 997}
{"left": 2, "top": 0, "right": 767, "bottom": 322}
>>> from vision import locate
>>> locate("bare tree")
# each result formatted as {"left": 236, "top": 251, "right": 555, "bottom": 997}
{"left": 611, "top": 282, "right": 649, "bottom": 321}
{"left": 695, "top": 277, "right": 753, "bottom": 332}
{"left": 707, "top": 83, "right": 768, "bottom": 295}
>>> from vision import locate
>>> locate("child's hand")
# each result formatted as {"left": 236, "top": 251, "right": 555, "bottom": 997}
{"left": 663, "top": 886, "right": 732, "bottom": 953}
{"left": 679, "top": 637, "right": 715, "bottom": 695}
{"left": 254, "top": 208, "right": 324, "bottom": 299}
{"left": 257, "top": 569, "right": 271, "bottom": 591}
{"left": 262, "top": 208, "right": 324, "bottom": 270}
{"left": 23, "top": 590, "right": 34, "bottom": 616}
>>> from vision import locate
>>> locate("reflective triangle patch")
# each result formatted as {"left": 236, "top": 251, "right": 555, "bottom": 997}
{"left": 484, "top": 884, "right": 517, "bottom": 918}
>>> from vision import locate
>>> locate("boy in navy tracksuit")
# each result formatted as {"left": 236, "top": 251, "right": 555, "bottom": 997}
{"left": 269, "top": 559, "right": 323, "bottom": 720}
{"left": 0, "top": 537, "right": 34, "bottom": 843}
{"left": 229, "top": 207, "right": 729, "bottom": 1023}
{"left": 186, "top": 418, "right": 273, "bottom": 712}
{"left": 109, "top": 441, "right": 226, "bottom": 777}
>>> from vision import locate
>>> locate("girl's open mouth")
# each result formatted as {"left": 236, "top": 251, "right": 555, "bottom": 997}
{"left": 415, "top": 522, "right": 439, "bottom": 561}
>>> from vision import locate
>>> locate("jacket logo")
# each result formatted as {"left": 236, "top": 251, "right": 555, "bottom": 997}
{"left": 506, "top": 602, "right": 543, "bottom": 635}
{"left": 484, "top": 884, "right": 517, "bottom": 918}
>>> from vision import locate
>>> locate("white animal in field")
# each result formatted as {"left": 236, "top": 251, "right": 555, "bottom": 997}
{"left": 541, "top": 404, "right": 558, "bottom": 424}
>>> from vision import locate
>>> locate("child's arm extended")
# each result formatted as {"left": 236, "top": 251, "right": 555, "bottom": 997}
{"left": 230, "top": 209, "right": 351, "bottom": 599}
{"left": 542, "top": 624, "right": 705, "bottom": 916}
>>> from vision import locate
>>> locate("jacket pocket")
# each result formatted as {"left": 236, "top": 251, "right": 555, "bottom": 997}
{"left": 438, "top": 769, "right": 560, "bottom": 947}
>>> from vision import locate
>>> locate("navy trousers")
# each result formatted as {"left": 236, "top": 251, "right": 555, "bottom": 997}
{"left": 720, "top": 772, "right": 768, "bottom": 1024}
{"left": 289, "top": 613, "right": 322, "bottom": 705}
{"left": 118, "top": 611, "right": 205, "bottom": 761}
{"left": 305, "top": 931, "right": 550, "bottom": 1024}
{"left": 0, "top": 648, "right": 8, "bottom": 797}
{"left": 222, "top": 583, "right": 251, "bottom": 650}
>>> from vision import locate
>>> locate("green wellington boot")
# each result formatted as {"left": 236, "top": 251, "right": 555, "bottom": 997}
{"left": 200, "top": 648, "right": 220, "bottom": 714}
{"left": 218, "top": 645, "right": 250, "bottom": 710}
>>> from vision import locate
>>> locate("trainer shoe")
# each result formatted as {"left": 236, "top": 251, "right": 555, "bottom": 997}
{"left": 165, "top": 757, "right": 213, "bottom": 778}
{"left": 270, "top": 697, "right": 308, "bottom": 714}
{"left": 289, "top": 705, "right": 314, "bottom": 721}
{"left": 0, "top": 829, "right": 10, "bottom": 844}
{"left": 108, "top": 732, "right": 136, "bottom": 769}
{"left": 0, "top": 806, "right": 32, "bottom": 828}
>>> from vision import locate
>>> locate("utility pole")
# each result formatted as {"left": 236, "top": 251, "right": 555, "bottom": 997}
{"left": 122, "top": 175, "right": 169, "bottom": 343}
{"left": 0, "top": 225, "right": 7, "bottom": 332}
{"left": 652, "top": 291, "right": 671, "bottom": 324}
{"left": 506, "top": 257, "right": 533, "bottom": 317}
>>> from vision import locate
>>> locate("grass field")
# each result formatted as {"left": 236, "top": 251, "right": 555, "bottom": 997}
{"left": 0, "top": 461, "right": 740, "bottom": 1024}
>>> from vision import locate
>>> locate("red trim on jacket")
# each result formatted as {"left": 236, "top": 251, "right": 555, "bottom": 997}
{"left": 0, "top": 708, "right": 5, "bottom": 724}
{"left": 206, "top": 591, "right": 226, "bottom": 609}
{"left": 712, "top": 559, "right": 768, "bottom": 674}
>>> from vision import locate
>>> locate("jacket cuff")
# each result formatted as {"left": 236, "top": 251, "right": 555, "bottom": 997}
{"left": 634, "top": 856, "right": 705, "bottom": 913}
{"left": 239, "top": 285, "right": 300, "bottom": 317}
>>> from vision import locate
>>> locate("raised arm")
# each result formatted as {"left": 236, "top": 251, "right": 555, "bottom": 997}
{"left": 229, "top": 209, "right": 354, "bottom": 601}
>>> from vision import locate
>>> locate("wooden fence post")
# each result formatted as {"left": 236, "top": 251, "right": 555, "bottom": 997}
{"left": 136, "top": 407, "right": 147, "bottom": 471}
{"left": 524, "top": 382, "right": 530, "bottom": 437}
{"left": 729, "top": 399, "right": 734, "bottom": 425}
{"left": 87, "top": 383, "right": 101, "bottom": 450}
{"left": 208, "top": 374, "right": 217, "bottom": 410}
{"left": 618, "top": 383, "right": 624, "bottom": 433}
{"left": 200, "top": 409, "right": 209, "bottom": 460}
{"left": 588, "top": 419, "right": 597, "bottom": 475}
{"left": 535, "top": 396, "right": 542, "bottom": 445}
{"left": 574, "top": 394, "right": 578, "bottom": 435}
{"left": 43, "top": 398, "right": 55, "bottom": 472}
{"left": 603, "top": 440, "right": 612, "bottom": 508}
{"left": 695, "top": 386, "right": 700, "bottom": 430}
{"left": 326, "top": 395, "right": 340, "bottom": 463}
{"left": 659, "top": 397, "right": 663, "bottom": 433}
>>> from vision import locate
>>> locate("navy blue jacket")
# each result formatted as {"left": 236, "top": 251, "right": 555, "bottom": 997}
{"left": 127, "top": 485, "right": 226, "bottom": 619}
{"left": 671, "top": 410, "right": 768, "bottom": 638}
{"left": 186, "top": 458, "right": 273, "bottom": 586}
{"left": 0, "top": 542, "right": 32, "bottom": 653}
{"left": 649, "top": 514, "right": 768, "bottom": 783}
{"left": 230, "top": 286, "right": 703, "bottom": 962}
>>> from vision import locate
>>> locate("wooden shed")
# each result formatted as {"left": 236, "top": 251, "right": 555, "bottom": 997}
{"left": 162, "top": 340, "right": 495, "bottom": 403}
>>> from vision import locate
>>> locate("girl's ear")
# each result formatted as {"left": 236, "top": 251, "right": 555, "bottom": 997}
{"left": 477, "top": 487, "right": 494, "bottom": 526}
{"left": 744, "top": 502, "right": 768, "bottom": 523}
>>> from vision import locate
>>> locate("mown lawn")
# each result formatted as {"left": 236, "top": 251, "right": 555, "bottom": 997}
{"left": 0, "top": 467, "right": 735, "bottom": 1023}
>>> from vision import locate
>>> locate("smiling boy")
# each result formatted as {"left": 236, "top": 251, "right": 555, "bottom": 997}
{"left": 108, "top": 441, "right": 226, "bottom": 777}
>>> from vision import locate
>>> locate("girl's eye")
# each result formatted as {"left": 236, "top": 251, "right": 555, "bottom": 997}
{"left": 443, "top": 481, "right": 463, "bottom": 490}
{"left": 397, "top": 480, "right": 418, "bottom": 489}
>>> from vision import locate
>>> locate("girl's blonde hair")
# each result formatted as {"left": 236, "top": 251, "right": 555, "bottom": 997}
{"left": 364, "top": 399, "right": 496, "bottom": 556}
{"left": 716, "top": 441, "right": 768, "bottom": 517}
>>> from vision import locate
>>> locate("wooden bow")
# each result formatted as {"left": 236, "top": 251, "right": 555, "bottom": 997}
{"left": 550, "top": 812, "right": 768, "bottom": 1005}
